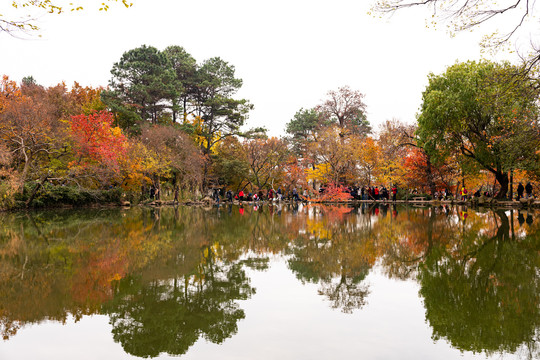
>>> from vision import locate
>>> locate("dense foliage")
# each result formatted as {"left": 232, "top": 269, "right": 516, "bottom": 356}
{"left": 0, "top": 47, "right": 539, "bottom": 208}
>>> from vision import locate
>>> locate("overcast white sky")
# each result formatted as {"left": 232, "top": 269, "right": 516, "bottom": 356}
{"left": 1, "top": 0, "right": 518, "bottom": 136}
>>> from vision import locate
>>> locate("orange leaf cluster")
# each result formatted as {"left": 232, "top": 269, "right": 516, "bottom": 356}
{"left": 70, "top": 110, "right": 127, "bottom": 168}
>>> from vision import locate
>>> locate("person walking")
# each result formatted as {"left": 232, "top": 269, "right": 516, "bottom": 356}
{"left": 391, "top": 185, "right": 397, "bottom": 202}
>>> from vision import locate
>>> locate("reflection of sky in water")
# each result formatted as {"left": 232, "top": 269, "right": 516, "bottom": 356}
{"left": 1, "top": 260, "right": 526, "bottom": 360}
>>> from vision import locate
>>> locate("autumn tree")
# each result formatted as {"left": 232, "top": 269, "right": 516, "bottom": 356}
{"left": 403, "top": 147, "right": 457, "bottom": 194}
{"left": 356, "top": 137, "right": 381, "bottom": 186}
{"left": 417, "top": 60, "right": 540, "bottom": 198}
{"left": 138, "top": 124, "right": 204, "bottom": 192}
{"left": 0, "top": 77, "right": 65, "bottom": 192}
{"left": 317, "top": 86, "right": 370, "bottom": 136}
{"left": 280, "top": 157, "right": 308, "bottom": 194}
{"left": 376, "top": 119, "right": 412, "bottom": 187}
{"left": 244, "top": 137, "right": 289, "bottom": 190}
{"left": 307, "top": 126, "right": 357, "bottom": 184}
{"left": 69, "top": 110, "right": 127, "bottom": 187}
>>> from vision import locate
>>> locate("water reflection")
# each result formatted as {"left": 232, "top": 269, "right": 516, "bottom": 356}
{"left": 0, "top": 205, "right": 539, "bottom": 358}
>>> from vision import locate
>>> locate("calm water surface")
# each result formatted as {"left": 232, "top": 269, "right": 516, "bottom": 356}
{"left": 0, "top": 204, "right": 538, "bottom": 359}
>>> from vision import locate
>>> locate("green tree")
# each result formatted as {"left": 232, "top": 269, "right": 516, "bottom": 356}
{"left": 102, "top": 45, "right": 177, "bottom": 128}
{"left": 417, "top": 60, "right": 540, "bottom": 198}
{"left": 285, "top": 107, "right": 323, "bottom": 156}
{"left": 163, "top": 46, "right": 197, "bottom": 123}
{"left": 419, "top": 210, "right": 540, "bottom": 355}
{"left": 191, "top": 57, "right": 254, "bottom": 157}
{"left": 103, "top": 246, "right": 255, "bottom": 358}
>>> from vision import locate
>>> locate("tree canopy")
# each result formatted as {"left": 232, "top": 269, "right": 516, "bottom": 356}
{"left": 417, "top": 60, "right": 540, "bottom": 198}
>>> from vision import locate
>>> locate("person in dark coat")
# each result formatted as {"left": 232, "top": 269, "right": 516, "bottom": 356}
{"left": 525, "top": 182, "right": 533, "bottom": 199}
{"left": 517, "top": 183, "right": 525, "bottom": 200}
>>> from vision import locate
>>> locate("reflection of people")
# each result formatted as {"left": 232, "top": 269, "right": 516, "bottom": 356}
{"left": 460, "top": 208, "right": 468, "bottom": 221}
{"left": 444, "top": 205, "right": 450, "bottom": 216}
{"left": 526, "top": 212, "right": 533, "bottom": 225}
{"left": 517, "top": 211, "right": 525, "bottom": 226}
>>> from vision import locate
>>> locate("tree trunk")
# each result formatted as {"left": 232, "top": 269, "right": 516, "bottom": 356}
{"left": 426, "top": 156, "right": 436, "bottom": 196}
{"left": 494, "top": 171, "right": 509, "bottom": 199}
{"left": 18, "top": 151, "right": 32, "bottom": 194}
{"left": 26, "top": 176, "right": 48, "bottom": 208}
{"left": 509, "top": 169, "right": 513, "bottom": 200}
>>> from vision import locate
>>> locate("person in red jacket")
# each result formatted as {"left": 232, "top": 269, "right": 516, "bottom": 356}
{"left": 391, "top": 186, "right": 398, "bottom": 201}
{"left": 238, "top": 190, "right": 244, "bottom": 202}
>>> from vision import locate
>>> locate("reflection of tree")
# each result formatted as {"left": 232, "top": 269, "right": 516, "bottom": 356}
{"left": 418, "top": 210, "right": 540, "bottom": 356}
{"left": 378, "top": 207, "right": 452, "bottom": 280}
{"left": 1, "top": 204, "right": 539, "bottom": 359}
{"left": 316, "top": 274, "right": 369, "bottom": 312}
{"left": 102, "top": 245, "right": 255, "bottom": 358}
{"left": 287, "top": 206, "right": 374, "bottom": 313}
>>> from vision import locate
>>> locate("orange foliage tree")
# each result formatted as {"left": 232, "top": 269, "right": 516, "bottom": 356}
{"left": 69, "top": 110, "right": 127, "bottom": 186}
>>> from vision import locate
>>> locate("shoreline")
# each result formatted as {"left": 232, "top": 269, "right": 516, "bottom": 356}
{"left": 147, "top": 197, "right": 540, "bottom": 209}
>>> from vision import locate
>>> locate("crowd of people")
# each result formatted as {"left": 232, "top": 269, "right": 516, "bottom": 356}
{"left": 211, "top": 187, "right": 304, "bottom": 204}
{"left": 208, "top": 181, "right": 536, "bottom": 204}
{"left": 207, "top": 184, "right": 402, "bottom": 204}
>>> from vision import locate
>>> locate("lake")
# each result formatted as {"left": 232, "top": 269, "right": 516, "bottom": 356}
{"left": 0, "top": 204, "right": 538, "bottom": 359}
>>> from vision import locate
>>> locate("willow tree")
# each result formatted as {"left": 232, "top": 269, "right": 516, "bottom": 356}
{"left": 417, "top": 60, "right": 540, "bottom": 198}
